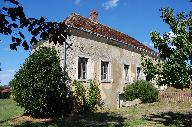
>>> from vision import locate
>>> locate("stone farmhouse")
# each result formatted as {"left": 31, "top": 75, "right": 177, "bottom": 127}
{"left": 39, "top": 10, "right": 158, "bottom": 108}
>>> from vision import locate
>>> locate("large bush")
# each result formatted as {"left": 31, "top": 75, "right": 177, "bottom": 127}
{"left": 10, "top": 47, "right": 70, "bottom": 118}
{"left": 124, "top": 80, "right": 159, "bottom": 103}
{"left": 72, "top": 80, "right": 101, "bottom": 112}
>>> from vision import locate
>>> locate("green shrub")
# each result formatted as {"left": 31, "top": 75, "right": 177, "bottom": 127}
{"left": 0, "top": 92, "right": 10, "bottom": 99}
{"left": 0, "top": 86, "right": 10, "bottom": 99}
{"left": 72, "top": 80, "right": 101, "bottom": 112}
{"left": 0, "top": 86, "right": 3, "bottom": 91}
{"left": 124, "top": 80, "right": 159, "bottom": 103}
{"left": 10, "top": 47, "right": 70, "bottom": 118}
{"left": 71, "top": 80, "right": 86, "bottom": 112}
{"left": 85, "top": 80, "right": 101, "bottom": 112}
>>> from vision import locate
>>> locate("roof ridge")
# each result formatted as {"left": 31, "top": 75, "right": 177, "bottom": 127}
{"left": 70, "top": 13, "right": 141, "bottom": 43}
{"left": 65, "top": 12, "right": 158, "bottom": 56}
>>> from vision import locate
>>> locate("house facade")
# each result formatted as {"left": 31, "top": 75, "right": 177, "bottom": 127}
{"left": 41, "top": 11, "right": 158, "bottom": 108}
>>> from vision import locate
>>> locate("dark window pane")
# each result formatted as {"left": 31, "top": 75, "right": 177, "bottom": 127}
{"left": 101, "top": 61, "right": 109, "bottom": 80}
{"left": 124, "top": 65, "right": 129, "bottom": 80}
{"left": 137, "top": 67, "right": 141, "bottom": 80}
{"left": 78, "top": 57, "right": 88, "bottom": 79}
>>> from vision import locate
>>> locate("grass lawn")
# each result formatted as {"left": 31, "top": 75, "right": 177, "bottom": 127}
{"left": 0, "top": 99, "right": 24, "bottom": 127}
{"left": 0, "top": 99, "right": 192, "bottom": 127}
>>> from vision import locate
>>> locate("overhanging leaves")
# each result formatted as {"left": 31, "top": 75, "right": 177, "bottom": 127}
{"left": 0, "top": 0, "right": 69, "bottom": 50}
{"left": 142, "top": 8, "right": 192, "bottom": 89}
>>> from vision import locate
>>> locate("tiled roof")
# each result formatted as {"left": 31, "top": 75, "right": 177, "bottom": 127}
{"left": 64, "top": 13, "right": 157, "bottom": 55}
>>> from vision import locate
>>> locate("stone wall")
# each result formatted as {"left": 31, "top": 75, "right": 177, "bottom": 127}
{"left": 34, "top": 28, "right": 152, "bottom": 108}
{"left": 63, "top": 29, "right": 146, "bottom": 108}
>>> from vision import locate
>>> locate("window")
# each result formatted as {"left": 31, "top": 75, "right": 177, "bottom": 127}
{"left": 78, "top": 57, "right": 88, "bottom": 79}
{"left": 101, "top": 61, "right": 109, "bottom": 81}
{"left": 124, "top": 64, "right": 130, "bottom": 81}
{"left": 137, "top": 67, "right": 141, "bottom": 80}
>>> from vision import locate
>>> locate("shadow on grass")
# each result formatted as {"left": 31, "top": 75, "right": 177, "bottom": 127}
{"left": 144, "top": 111, "right": 192, "bottom": 127}
{"left": 12, "top": 112, "right": 126, "bottom": 127}
{"left": 0, "top": 115, "right": 22, "bottom": 124}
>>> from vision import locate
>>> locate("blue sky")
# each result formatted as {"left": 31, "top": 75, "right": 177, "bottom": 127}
{"left": 0, "top": 0, "right": 191, "bottom": 85}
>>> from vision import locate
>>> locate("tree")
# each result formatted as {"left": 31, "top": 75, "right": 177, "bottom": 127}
{"left": 10, "top": 47, "right": 70, "bottom": 118}
{"left": 142, "top": 8, "right": 192, "bottom": 89}
{"left": 0, "top": 0, "right": 70, "bottom": 50}
{"left": 1, "top": 0, "right": 71, "bottom": 103}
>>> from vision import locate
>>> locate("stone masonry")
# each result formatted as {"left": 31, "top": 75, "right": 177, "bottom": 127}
{"left": 37, "top": 11, "right": 158, "bottom": 109}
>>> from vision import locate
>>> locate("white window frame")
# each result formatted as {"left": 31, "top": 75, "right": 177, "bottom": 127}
{"left": 124, "top": 64, "right": 130, "bottom": 83}
{"left": 101, "top": 61, "right": 110, "bottom": 82}
{"left": 78, "top": 57, "right": 88, "bottom": 80}
{"left": 136, "top": 66, "right": 142, "bottom": 80}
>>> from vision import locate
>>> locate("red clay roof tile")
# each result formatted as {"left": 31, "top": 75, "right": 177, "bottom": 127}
{"left": 64, "top": 13, "right": 156, "bottom": 54}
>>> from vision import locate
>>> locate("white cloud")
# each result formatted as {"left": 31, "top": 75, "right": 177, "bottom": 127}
{"left": 102, "top": 0, "right": 119, "bottom": 10}
{"left": 169, "top": 45, "right": 176, "bottom": 49}
{"left": 160, "top": 31, "right": 176, "bottom": 40}
{"left": 168, "top": 31, "right": 176, "bottom": 49}
{"left": 167, "top": 31, "right": 176, "bottom": 42}
{"left": 75, "top": 0, "right": 81, "bottom": 5}
{"left": 168, "top": 31, "right": 176, "bottom": 38}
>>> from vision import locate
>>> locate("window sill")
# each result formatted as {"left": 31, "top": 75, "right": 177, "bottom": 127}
{"left": 125, "top": 82, "right": 131, "bottom": 84}
{"left": 124, "top": 80, "right": 131, "bottom": 84}
{"left": 77, "top": 79, "right": 89, "bottom": 83}
{"left": 101, "top": 80, "right": 111, "bottom": 83}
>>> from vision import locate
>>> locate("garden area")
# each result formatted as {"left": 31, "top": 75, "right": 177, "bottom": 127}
{"left": 0, "top": 1, "right": 192, "bottom": 126}
{"left": 0, "top": 98, "right": 192, "bottom": 127}
{"left": 0, "top": 47, "right": 190, "bottom": 127}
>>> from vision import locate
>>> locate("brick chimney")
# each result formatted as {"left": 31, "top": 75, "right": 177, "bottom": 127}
{"left": 90, "top": 10, "right": 98, "bottom": 22}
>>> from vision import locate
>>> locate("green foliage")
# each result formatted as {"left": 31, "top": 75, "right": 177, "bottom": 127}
{"left": 141, "top": 58, "right": 161, "bottom": 81}
{"left": 72, "top": 80, "right": 101, "bottom": 112}
{"left": 72, "top": 80, "right": 86, "bottom": 112}
{"left": 142, "top": 8, "right": 192, "bottom": 89}
{"left": 124, "top": 80, "right": 159, "bottom": 103}
{"left": 0, "top": 86, "right": 2, "bottom": 90}
{"left": 0, "top": 86, "right": 10, "bottom": 99}
{"left": 0, "top": 92, "right": 10, "bottom": 99}
{"left": 10, "top": 47, "right": 70, "bottom": 118}
{"left": 86, "top": 80, "right": 101, "bottom": 112}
